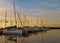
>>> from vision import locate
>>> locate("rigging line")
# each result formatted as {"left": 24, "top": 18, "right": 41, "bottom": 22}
{"left": 17, "top": 12, "right": 23, "bottom": 28}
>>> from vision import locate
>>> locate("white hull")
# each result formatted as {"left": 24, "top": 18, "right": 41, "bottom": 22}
{"left": 3, "top": 29, "right": 23, "bottom": 35}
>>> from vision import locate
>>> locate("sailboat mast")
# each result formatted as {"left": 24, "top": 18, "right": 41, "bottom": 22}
{"left": 45, "top": 18, "right": 47, "bottom": 27}
{"left": 41, "top": 17, "right": 43, "bottom": 27}
{"left": 17, "top": 12, "right": 23, "bottom": 27}
{"left": 37, "top": 16, "right": 39, "bottom": 27}
{"left": 23, "top": 14, "right": 26, "bottom": 26}
{"left": 10, "top": 16, "right": 12, "bottom": 26}
{"left": 5, "top": 10, "right": 7, "bottom": 28}
{"left": 13, "top": 1, "right": 17, "bottom": 26}
{"left": 36, "top": 16, "right": 38, "bottom": 26}
{"left": 31, "top": 17, "right": 32, "bottom": 27}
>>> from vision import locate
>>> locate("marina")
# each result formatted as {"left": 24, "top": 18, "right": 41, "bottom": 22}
{"left": 0, "top": 29, "right": 60, "bottom": 43}
{"left": 0, "top": 26, "right": 51, "bottom": 35}
{"left": 0, "top": 1, "right": 51, "bottom": 35}
{"left": 0, "top": 0, "right": 60, "bottom": 43}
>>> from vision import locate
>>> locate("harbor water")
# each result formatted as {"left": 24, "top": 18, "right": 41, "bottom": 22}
{"left": 0, "top": 29, "right": 60, "bottom": 43}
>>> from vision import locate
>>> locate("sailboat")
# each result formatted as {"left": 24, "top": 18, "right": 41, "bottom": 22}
{"left": 40, "top": 17, "right": 50, "bottom": 31}
{"left": 3, "top": 1, "right": 23, "bottom": 35}
{"left": 32, "top": 16, "right": 42, "bottom": 32}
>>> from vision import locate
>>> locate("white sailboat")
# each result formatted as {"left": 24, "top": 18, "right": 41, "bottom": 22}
{"left": 3, "top": 1, "right": 23, "bottom": 35}
{"left": 3, "top": 29, "right": 22, "bottom": 35}
{"left": 40, "top": 17, "right": 50, "bottom": 31}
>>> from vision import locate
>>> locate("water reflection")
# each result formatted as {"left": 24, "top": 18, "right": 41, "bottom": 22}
{"left": 40, "top": 32, "right": 47, "bottom": 43}
{"left": 0, "top": 29, "right": 60, "bottom": 43}
{"left": 4, "top": 34, "right": 31, "bottom": 43}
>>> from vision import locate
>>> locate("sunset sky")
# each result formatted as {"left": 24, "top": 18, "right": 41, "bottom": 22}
{"left": 0, "top": 0, "right": 60, "bottom": 27}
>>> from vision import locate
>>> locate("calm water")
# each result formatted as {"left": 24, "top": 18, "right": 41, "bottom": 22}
{"left": 0, "top": 29, "right": 60, "bottom": 43}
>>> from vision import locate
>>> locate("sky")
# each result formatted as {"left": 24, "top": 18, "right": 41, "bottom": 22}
{"left": 0, "top": 0, "right": 60, "bottom": 15}
{"left": 0, "top": 0, "right": 60, "bottom": 27}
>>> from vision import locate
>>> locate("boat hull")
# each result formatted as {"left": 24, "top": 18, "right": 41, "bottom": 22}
{"left": 3, "top": 29, "right": 23, "bottom": 35}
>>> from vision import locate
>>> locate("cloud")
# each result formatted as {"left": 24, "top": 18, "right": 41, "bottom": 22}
{"left": 24, "top": 8, "right": 60, "bottom": 17}
{"left": 0, "top": 0, "right": 60, "bottom": 17}
{"left": 0, "top": 0, "right": 12, "bottom": 11}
